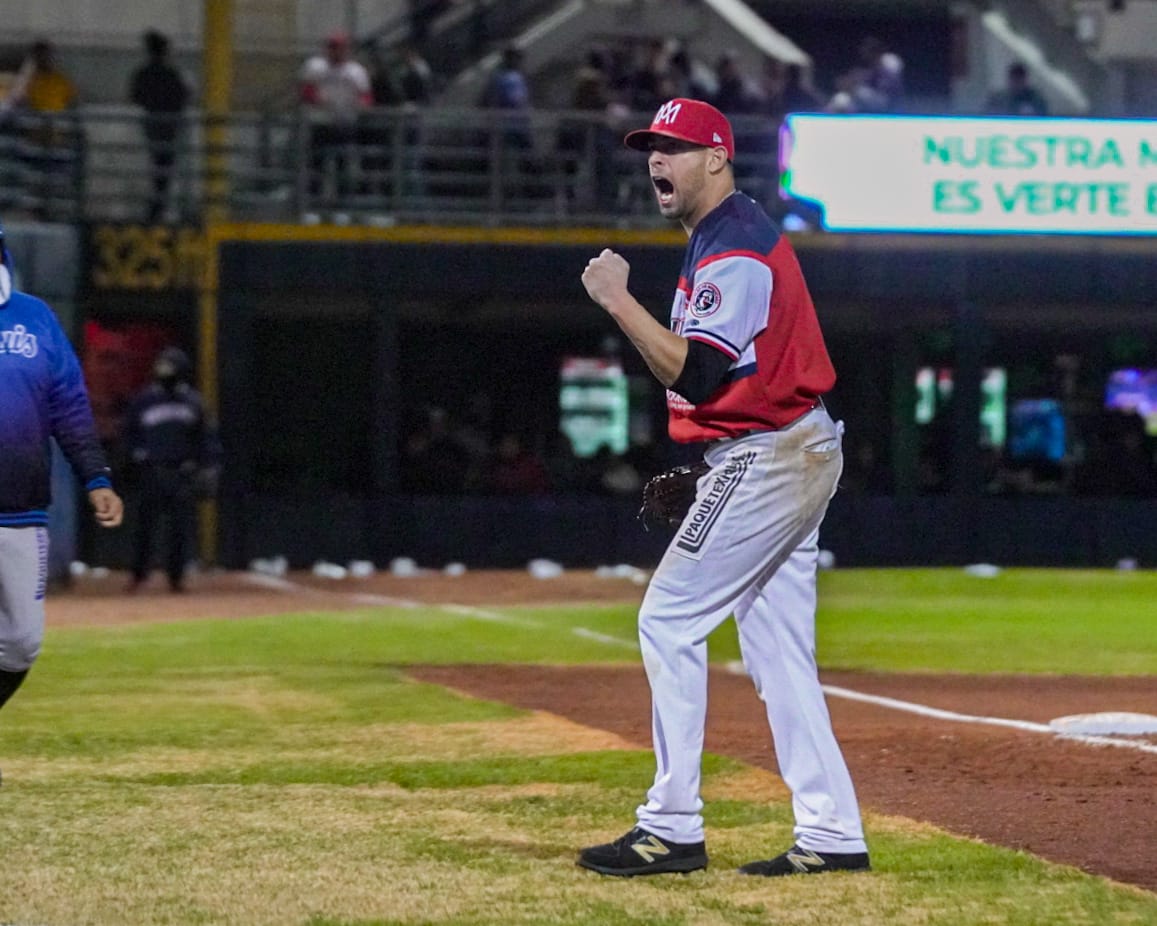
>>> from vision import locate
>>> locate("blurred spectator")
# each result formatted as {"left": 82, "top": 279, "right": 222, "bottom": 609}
{"left": 360, "top": 43, "right": 400, "bottom": 199}
{"left": 666, "top": 44, "right": 716, "bottom": 103}
{"left": 558, "top": 48, "right": 615, "bottom": 209}
{"left": 839, "top": 36, "right": 904, "bottom": 113}
{"left": 485, "top": 433, "right": 550, "bottom": 495}
{"left": 398, "top": 44, "right": 435, "bottom": 105}
{"left": 3, "top": 39, "right": 76, "bottom": 116}
{"left": 1076, "top": 411, "right": 1157, "bottom": 496}
{"left": 712, "top": 51, "right": 756, "bottom": 116}
{"left": 714, "top": 53, "right": 774, "bottom": 189}
{"left": 367, "top": 41, "right": 435, "bottom": 107}
{"left": 629, "top": 38, "right": 668, "bottom": 112}
{"left": 400, "top": 407, "right": 471, "bottom": 493}
{"left": 986, "top": 62, "right": 1049, "bottom": 117}
{"left": 129, "top": 30, "right": 191, "bottom": 223}
{"left": 363, "top": 42, "right": 434, "bottom": 198}
{"left": 408, "top": 0, "right": 451, "bottom": 49}
{"left": 917, "top": 407, "right": 952, "bottom": 494}
{"left": 366, "top": 43, "right": 402, "bottom": 107}
{"left": 570, "top": 47, "right": 611, "bottom": 112}
{"left": 781, "top": 63, "right": 827, "bottom": 114}
{"left": 480, "top": 45, "right": 531, "bottom": 120}
{"left": 299, "top": 30, "right": 372, "bottom": 207}
{"left": 751, "top": 59, "right": 786, "bottom": 117}
{"left": 396, "top": 43, "right": 435, "bottom": 196}
{"left": 480, "top": 45, "right": 534, "bottom": 194}
{"left": 1, "top": 40, "right": 81, "bottom": 218}
{"left": 451, "top": 393, "right": 495, "bottom": 483}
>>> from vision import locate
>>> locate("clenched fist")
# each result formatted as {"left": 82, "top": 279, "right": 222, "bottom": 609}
{"left": 88, "top": 487, "right": 124, "bottom": 528}
{"left": 581, "top": 248, "right": 632, "bottom": 313}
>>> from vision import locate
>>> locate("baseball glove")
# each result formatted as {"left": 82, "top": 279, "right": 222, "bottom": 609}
{"left": 638, "top": 461, "right": 712, "bottom": 530}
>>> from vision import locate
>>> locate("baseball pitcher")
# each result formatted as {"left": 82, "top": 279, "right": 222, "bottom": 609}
{"left": 577, "top": 99, "right": 868, "bottom": 878}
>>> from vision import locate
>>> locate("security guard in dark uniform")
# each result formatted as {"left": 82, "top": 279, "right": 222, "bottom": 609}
{"left": 124, "top": 347, "right": 219, "bottom": 592}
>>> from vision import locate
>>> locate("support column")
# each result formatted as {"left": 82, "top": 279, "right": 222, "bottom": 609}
{"left": 198, "top": 0, "right": 233, "bottom": 565}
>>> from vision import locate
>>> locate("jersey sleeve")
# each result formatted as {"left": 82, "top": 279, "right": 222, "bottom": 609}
{"left": 44, "top": 309, "right": 112, "bottom": 490}
{"left": 682, "top": 255, "right": 772, "bottom": 361}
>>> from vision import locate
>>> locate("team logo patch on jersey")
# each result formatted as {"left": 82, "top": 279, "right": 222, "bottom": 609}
{"left": 689, "top": 282, "right": 722, "bottom": 318}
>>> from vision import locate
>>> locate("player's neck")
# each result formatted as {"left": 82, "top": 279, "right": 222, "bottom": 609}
{"left": 682, "top": 185, "right": 737, "bottom": 236}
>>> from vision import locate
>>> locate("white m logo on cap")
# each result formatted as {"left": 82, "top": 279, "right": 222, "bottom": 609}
{"left": 654, "top": 101, "right": 682, "bottom": 125}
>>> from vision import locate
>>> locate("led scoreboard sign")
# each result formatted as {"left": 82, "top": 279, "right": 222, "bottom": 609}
{"left": 780, "top": 114, "right": 1157, "bottom": 235}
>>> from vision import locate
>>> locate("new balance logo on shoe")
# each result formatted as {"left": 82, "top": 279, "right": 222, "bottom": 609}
{"left": 786, "top": 847, "right": 828, "bottom": 872}
{"left": 577, "top": 826, "right": 708, "bottom": 877}
{"left": 738, "top": 844, "right": 870, "bottom": 877}
{"left": 631, "top": 834, "right": 673, "bottom": 864}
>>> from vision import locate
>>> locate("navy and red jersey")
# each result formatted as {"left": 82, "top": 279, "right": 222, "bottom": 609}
{"left": 667, "top": 191, "right": 835, "bottom": 443}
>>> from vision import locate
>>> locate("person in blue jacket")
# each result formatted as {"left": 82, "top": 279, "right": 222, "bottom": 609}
{"left": 0, "top": 223, "right": 123, "bottom": 743}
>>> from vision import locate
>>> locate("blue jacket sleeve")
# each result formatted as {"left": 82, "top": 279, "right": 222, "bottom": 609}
{"left": 45, "top": 310, "right": 112, "bottom": 491}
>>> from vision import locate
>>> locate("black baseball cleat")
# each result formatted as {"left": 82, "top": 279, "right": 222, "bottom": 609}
{"left": 738, "top": 844, "right": 870, "bottom": 876}
{"left": 577, "top": 826, "right": 708, "bottom": 877}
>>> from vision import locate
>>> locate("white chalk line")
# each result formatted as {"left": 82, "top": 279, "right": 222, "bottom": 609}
{"left": 821, "top": 684, "right": 1157, "bottom": 755}
{"left": 438, "top": 603, "right": 540, "bottom": 628}
{"left": 572, "top": 627, "right": 638, "bottom": 649}
{"left": 722, "top": 661, "right": 1157, "bottom": 756}
{"left": 241, "top": 573, "right": 422, "bottom": 610}
{"left": 827, "top": 684, "right": 1157, "bottom": 755}
{"left": 240, "top": 572, "right": 628, "bottom": 642}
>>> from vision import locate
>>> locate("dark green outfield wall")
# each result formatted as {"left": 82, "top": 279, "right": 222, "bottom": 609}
{"left": 214, "top": 234, "right": 1157, "bottom": 569}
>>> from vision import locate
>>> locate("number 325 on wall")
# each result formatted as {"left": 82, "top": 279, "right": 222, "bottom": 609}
{"left": 90, "top": 225, "right": 205, "bottom": 291}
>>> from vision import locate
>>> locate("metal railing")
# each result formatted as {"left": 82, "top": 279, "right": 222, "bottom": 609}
{"left": 0, "top": 104, "right": 784, "bottom": 227}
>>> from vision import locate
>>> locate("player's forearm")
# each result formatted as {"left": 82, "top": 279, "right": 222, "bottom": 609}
{"left": 603, "top": 295, "right": 688, "bottom": 387}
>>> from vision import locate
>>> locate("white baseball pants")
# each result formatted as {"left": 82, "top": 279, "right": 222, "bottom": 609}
{"left": 634, "top": 406, "right": 867, "bottom": 854}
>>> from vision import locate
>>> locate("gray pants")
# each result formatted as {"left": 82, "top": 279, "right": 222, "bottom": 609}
{"left": 0, "top": 526, "right": 47, "bottom": 672}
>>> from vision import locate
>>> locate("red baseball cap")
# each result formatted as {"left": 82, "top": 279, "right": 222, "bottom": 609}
{"left": 624, "top": 98, "right": 735, "bottom": 161}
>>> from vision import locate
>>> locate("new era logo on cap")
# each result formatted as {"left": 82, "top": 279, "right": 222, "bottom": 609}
{"left": 624, "top": 98, "right": 735, "bottom": 161}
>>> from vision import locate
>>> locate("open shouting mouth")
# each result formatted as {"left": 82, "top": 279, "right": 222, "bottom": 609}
{"left": 652, "top": 175, "right": 674, "bottom": 207}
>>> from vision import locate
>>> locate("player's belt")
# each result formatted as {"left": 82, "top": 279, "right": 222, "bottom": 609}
{"left": 717, "top": 400, "right": 824, "bottom": 444}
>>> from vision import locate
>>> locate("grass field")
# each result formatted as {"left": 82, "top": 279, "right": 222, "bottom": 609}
{"left": 0, "top": 568, "right": 1154, "bottom": 925}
